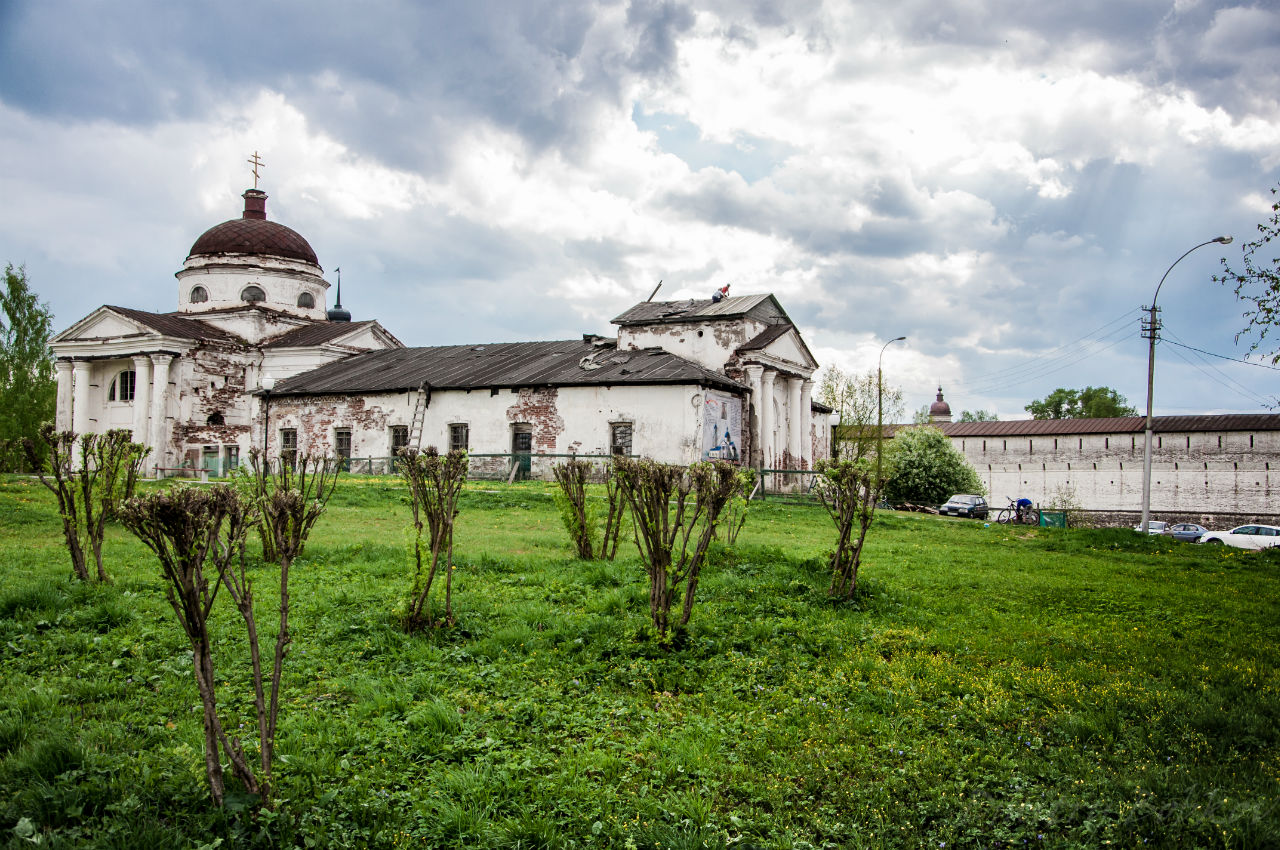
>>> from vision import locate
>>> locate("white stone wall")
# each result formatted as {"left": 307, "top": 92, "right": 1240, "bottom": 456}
{"left": 951, "top": 429, "right": 1280, "bottom": 514}
{"left": 176, "top": 254, "right": 329, "bottom": 323}
{"left": 265, "top": 383, "right": 725, "bottom": 471}
{"left": 618, "top": 318, "right": 765, "bottom": 373}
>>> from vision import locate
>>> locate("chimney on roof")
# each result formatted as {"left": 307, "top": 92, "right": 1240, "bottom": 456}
{"left": 242, "top": 188, "right": 268, "bottom": 220}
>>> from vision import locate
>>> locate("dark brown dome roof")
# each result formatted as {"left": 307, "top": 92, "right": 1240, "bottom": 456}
{"left": 929, "top": 387, "right": 951, "bottom": 416}
{"left": 187, "top": 189, "right": 319, "bottom": 266}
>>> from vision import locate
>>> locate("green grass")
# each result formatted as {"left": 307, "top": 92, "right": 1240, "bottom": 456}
{"left": 1, "top": 473, "right": 1278, "bottom": 848}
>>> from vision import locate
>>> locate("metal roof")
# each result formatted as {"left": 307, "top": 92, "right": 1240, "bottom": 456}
{"left": 261, "top": 321, "right": 379, "bottom": 349}
{"left": 611, "top": 293, "right": 789, "bottom": 326}
{"left": 881, "top": 414, "right": 1280, "bottom": 437}
{"left": 104, "top": 306, "right": 245, "bottom": 345}
{"left": 272, "top": 339, "right": 749, "bottom": 396}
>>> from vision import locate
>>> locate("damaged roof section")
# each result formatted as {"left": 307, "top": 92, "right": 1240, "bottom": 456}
{"left": 611, "top": 293, "right": 790, "bottom": 327}
{"left": 272, "top": 338, "right": 749, "bottom": 396}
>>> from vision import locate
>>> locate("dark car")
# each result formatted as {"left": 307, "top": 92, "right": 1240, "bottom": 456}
{"left": 939, "top": 494, "right": 989, "bottom": 519}
{"left": 1168, "top": 522, "right": 1208, "bottom": 543}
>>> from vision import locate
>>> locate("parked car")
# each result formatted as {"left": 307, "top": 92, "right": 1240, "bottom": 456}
{"left": 1133, "top": 521, "right": 1169, "bottom": 535}
{"left": 1168, "top": 523, "right": 1208, "bottom": 543}
{"left": 939, "top": 494, "right": 989, "bottom": 519}
{"left": 1198, "top": 524, "right": 1280, "bottom": 550}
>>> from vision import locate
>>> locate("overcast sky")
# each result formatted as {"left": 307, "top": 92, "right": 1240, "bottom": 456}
{"left": 2, "top": 0, "right": 1277, "bottom": 418}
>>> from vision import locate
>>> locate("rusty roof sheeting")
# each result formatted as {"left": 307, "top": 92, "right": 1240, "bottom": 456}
{"left": 272, "top": 339, "right": 748, "bottom": 396}
{"left": 103, "top": 306, "right": 245, "bottom": 344}
{"left": 261, "top": 321, "right": 379, "bottom": 349}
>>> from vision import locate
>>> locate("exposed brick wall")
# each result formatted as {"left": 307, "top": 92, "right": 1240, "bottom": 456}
{"left": 506, "top": 388, "right": 564, "bottom": 452}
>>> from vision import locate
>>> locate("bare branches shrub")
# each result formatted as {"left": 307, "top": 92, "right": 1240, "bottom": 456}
{"left": 551, "top": 458, "right": 625, "bottom": 560}
{"left": 398, "top": 447, "right": 468, "bottom": 630}
{"left": 814, "top": 457, "right": 889, "bottom": 599}
{"left": 24, "top": 424, "right": 149, "bottom": 582}
{"left": 722, "top": 467, "right": 757, "bottom": 546}
{"left": 612, "top": 458, "right": 738, "bottom": 645}
{"left": 118, "top": 486, "right": 263, "bottom": 806}
{"left": 241, "top": 449, "right": 339, "bottom": 566}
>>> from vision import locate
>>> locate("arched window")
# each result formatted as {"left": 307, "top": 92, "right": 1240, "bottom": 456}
{"left": 297, "top": 291, "right": 315, "bottom": 308}
{"left": 108, "top": 369, "right": 136, "bottom": 402}
{"left": 241, "top": 285, "right": 266, "bottom": 303}
{"left": 207, "top": 411, "right": 225, "bottom": 426}
{"left": 190, "top": 285, "right": 208, "bottom": 303}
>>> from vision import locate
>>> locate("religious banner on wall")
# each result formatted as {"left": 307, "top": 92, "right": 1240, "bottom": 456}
{"left": 702, "top": 390, "right": 743, "bottom": 462}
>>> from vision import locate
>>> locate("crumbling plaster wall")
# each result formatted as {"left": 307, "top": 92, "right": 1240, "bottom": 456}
{"left": 171, "top": 344, "right": 258, "bottom": 466}
{"left": 618, "top": 318, "right": 764, "bottom": 374}
{"left": 265, "top": 383, "right": 714, "bottom": 468}
{"left": 952, "top": 428, "right": 1280, "bottom": 515}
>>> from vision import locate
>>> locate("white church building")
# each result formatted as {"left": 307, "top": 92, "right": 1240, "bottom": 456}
{"left": 49, "top": 186, "right": 830, "bottom": 477}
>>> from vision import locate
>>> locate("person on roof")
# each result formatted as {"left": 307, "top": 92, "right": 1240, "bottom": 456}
{"left": 711, "top": 284, "right": 730, "bottom": 303}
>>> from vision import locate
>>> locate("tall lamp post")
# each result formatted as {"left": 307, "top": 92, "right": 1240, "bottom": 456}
{"left": 877, "top": 336, "right": 907, "bottom": 484}
{"left": 261, "top": 374, "right": 276, "bottom": 461}
{"left": 1139, "top": 237, "right": 1232, "bottom": 533}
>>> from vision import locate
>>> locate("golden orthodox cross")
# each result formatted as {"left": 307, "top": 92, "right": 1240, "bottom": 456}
{"left": 247, "top": 151, "right": 265, "bottom": 188}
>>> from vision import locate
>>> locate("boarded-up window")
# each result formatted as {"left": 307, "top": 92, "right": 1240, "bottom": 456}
{"left": 611, "top": 422, "right": 633, "bottom": 456}
{"left": 449, "top": 423, "right": 469, "bottom": 453}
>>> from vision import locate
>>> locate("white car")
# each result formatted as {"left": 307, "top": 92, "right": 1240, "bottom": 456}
{"left": 1198, "top": 524, "right": 1280, "bottom": 550}
{"left": 1134, "top": 521, "right": 1169, "bottom": 535}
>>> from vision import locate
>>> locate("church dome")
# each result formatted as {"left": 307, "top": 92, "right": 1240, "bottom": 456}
{"left": 187, "top": 189, "right": 319, "bottom": 267}
{"left": 930, "top": 387, "right": 952, "bottom": 417}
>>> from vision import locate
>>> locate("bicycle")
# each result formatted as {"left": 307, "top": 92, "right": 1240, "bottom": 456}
{"left": 996, "top": 497, "right": 1039, "bottom": 525}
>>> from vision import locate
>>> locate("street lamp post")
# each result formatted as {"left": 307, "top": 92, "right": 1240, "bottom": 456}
{"left": 261, "top": 374, "right": 276, "bottom": 461}
{"left": 877, "top": 336, "right": 907, "bottom": 485}
{"left": 1139, "top": 237, "right": 1232, "bottom": 533}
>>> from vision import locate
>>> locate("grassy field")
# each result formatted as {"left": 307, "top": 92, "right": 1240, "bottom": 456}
{"left": 1, "top": 474, "right": 1278, "bottom": 849}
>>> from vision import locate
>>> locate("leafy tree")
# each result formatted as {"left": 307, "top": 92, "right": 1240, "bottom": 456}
{"left": 613, "top": 458, "right": 739, "bottom": 646}
{"left": 1025, "top": 386, "right": 1136, "bottom": 419}
{"left": 959, "top": 409, "right": 997, "bottom": 422}
{"left": 882, "top": 425, "right": 983, "bottom": 505}
{"left": 24, "top": 425, "right": 150, "bottom": 582}
{"left": 0, "top": 264, "right": 55, "bottom": 472}
{"left": 817, "top": 365, "right": 903, "bottom": 462}
{"left": 1216, "top": 184, "right": 1280, "bottom": 364}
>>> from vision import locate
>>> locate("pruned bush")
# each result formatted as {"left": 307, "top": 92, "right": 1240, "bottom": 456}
{"left": 241, "top": 448, "right": 340, "bottom": 566}
{"left": 815, "top": 456, "right": 888, "bottom": 599}
{"left": 612, "top": 458, "right": 739, "bottom": 645}
{"left": 398, "top": 447, "right": 468, "bottom": 630}
{"left": 118, "top": 485, "right": 270, "bottom": 806}
{"left": 551, "top": 458, "right": 624, "bottom": 560}
{"left": 722, "top": 466, "right": 757, "bottom": 546}
{"left": 24, "top": 424, "right": 149, "bottom": 582}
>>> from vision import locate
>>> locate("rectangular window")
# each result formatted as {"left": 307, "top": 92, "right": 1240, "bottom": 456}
{"left": 280, "top": 428, "right": 298, "bottom": 468}
{"left": 224, "top": 445, "right": 239, "bottom": 472}
{"left": 611, "top": 422, "right": 633, "bottom": 456}
{"left": 335, "top": 428, "right": 352, "bottom": 465}
{"left": 390, "top": 425, "right": 409, "bottom": 456}
{"left": 449, "top": 423, "right": 469, "bottom": 453}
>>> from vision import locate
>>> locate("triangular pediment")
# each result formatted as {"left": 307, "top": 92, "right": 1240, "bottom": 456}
{"left": 760, "top": 328, "right": 815, "bottom": 369}
{"left": 52, "top": 307, "right": 161, "bottom": 344}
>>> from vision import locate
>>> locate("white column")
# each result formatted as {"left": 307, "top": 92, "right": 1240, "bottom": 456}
{"left": 149, "top": 355, "right": 173, "bottom": 468}
{"left": 131, "top": 355, "right": 152, "bottom": 445}
{"left": 744, "top": 364, "right": 763, "bottom": 467}
{"left": 800, "top": 379, "right": 813, "bottom": 469}
{"left": 71, "top": 361, "right": 91, "bottom": 435}
{"left": 787, "top": 376, "right": 803, "bottom": 469}
{"left": 760, "top": 369, "right": 776, "bottom": 468}
{"left": 55, "top": 360, "right": 73, "bottom": 432}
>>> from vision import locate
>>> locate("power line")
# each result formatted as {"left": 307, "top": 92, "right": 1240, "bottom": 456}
{"left": 1161, "top": 338, "right": 1280, "bottom": 371}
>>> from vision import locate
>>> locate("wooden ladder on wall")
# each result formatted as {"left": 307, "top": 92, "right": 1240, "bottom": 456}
{"left": 408, "top": 383, "right": 430, "bottom": 450}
